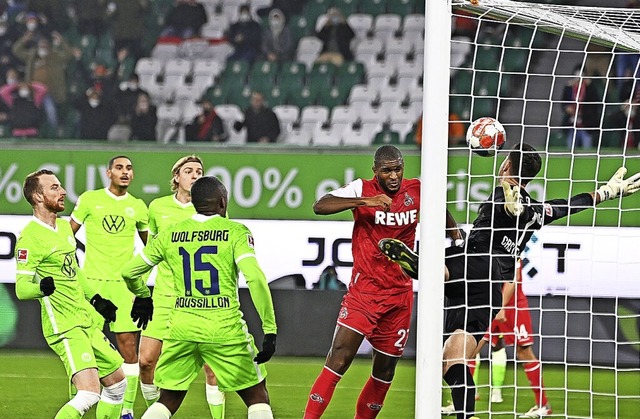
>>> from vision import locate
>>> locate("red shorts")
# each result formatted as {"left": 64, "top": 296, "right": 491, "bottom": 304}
{"left": 483, "top": 306, "right": 535, "bottom": 347}
{"left": 337, "top": 286, "right": 413, "bottom": 357}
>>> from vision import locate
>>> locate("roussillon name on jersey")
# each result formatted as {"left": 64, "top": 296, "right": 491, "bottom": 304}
{"left": 171, "top": 230, "right": 229, "bottom": 242}
{"left": 175, "top": 296, "right": 231, "bottom": 309}
{"left": 374, "top": 209, "right": 418, "bottom": 226}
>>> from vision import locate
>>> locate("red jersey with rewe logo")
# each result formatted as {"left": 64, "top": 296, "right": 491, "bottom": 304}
{"left": 329, "top": 177, "right": 420, "bottom": 294}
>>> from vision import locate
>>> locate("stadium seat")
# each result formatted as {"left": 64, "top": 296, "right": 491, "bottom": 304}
{"left": 366, "top": 60, "right": 397, "bottom": 81}
{"left": 348, "top": 84, "right": 379, "bottom": 105}
{"left": 342, "top": 122, "right": 380, "bottom": 146}
{"left": 300, "top": 105, "right": 330, "bottom": 125}
{"left": 331, "top": 105, "right": 360, "bottom": 124}
{"left": 146, "top": 83, "right": 176, "bottom": 105}
{"left": 379, "top": 85, "right": 408, "bottom": 105}
{"left": 396, "top": 60, "right": 423, "bottom": 79}
{"left": 175, "top": 85, "right": 205, "bottom": 106}
{"left": 215, "top": 104, "right": 246, "bottom": 144}
{"left": 164, "top": 58, "right": 193, "bottom": 85}
{"left": 180, "top": 101, "right": 201, "bottom": 123}
{"left": 402, "top": 14, "right": 425, "bottom": 39}
{"left": 408, "top": 86, "right": 424, "bottom": 105}
{"left": 373, "top": 14, "right": 402, "bottom": 40}
{"left": 151, "top": 43, "right": 179, "bottom": 61}
{"left": 249, "top": 60, "right": 279, "bottom": 94}
{"left": 156, "top": 104, "right": 183, "bottom": 144}
{"left": 385, "top": 36, "right": 414, "bottom": 58}
{"left": 386, "top": 0, "right": 416, "bottom": 16}
{"left": 359, "top": 0, "right": 386, "bottom": 16}
{"left": 297, "top": 36, "right": 324, "bottom": 57}
{"left": 358, "top": 103, "right": 389, "bottom": 123}
{"left": 273, "top": 105, "right": 300, "bottom": 126}
{"left": 264, "top": 86, "right": 288, "bottom": 107}
{"left": 389, "top": 105, "right": 415, "bottom": 125}
{"left": 289, "top": 15, "right": 312, "bottom": 43}
{"left": 396, "top": 76, "right": 419, "bottom": 95}
{"left": 335, "top": 61, "right": 366, "bottom": 88}
{"left": 502, "top": 47, "right": 530, "bottom": 73}
{"left": 346, "top": 13, "right": 374, "bottom": 40}
{"left": 311, "top": 123, "right": 346, "bottom": 146}
{"left": 193, "top": 59, "right": 223, "bottom": 78}
{"left": 287, "top": 86, "right": 318, "bottom": 108}
{"left": 221, "top": 60, "right": 250, "bottom": 81}
{"left": 278, "top": 61, "right": 307, "bottom": 90}
{"left": 354, "top": 38, "right": 384, "bottom": 57}
{"left": 191, "top": 73, "right": 215, "bottom": 93}
{"left": 135, "top": 58, "right": 163, "bottom": 91}
{"left": 282, "top": 126, "right": 312, "bottom": 146}
{"left": 207, "top": 42, "right": 235, "bottom": 63}
{"left": 334, "top": 0, "right": 361, "bottom": 16}
{"left": 227, "top": 86, "right": 253, "bottom": 110}
{"left": 304, "top": 0, "right": 332, "bottom": 27}
{"left": 317, "top": 85, "right": 349, "bottom": 109}
{"left": 474, "top": 45, "right": 501, "bottom": 71}
{"left": 201, "top": 15, "right": 228, "bottom": 39}
{"left": 373, "top": 128, "right": 401, "bottom": 145}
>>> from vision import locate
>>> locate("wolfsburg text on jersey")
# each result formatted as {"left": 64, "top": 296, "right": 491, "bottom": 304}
{"left": 175, "top": 296, "right": 231, "bottom": 309}
{"left": 171, "top": 230, "right": 229, "bottom": 242}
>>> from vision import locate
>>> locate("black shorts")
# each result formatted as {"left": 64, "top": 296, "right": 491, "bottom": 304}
{"left": 444, "top": 246, "right": 502, "bottom": 342}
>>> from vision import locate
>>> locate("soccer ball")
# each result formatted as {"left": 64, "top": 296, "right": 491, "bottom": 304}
{"left": 466, "top": 117, "right": 506, "bottom": 156}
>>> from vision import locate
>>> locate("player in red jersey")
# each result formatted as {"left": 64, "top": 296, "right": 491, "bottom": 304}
{"left": 479, "top": 258, "right": 551, "bottom": 418}
{"left": 303, "top": 145, "right": 420, "bottom": 418}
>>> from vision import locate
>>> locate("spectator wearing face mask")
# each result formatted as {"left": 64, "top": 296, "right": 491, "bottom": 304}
{"left": 185, "top": 98, "right": 226, "bottom": 142}
{"left": 0, "top": 78, "right": 47, "bottom": 137}
{"left": 315, "top": 7, "right": 355, "bottom": 66}
{"left": 161, "top": 0, "right": 208, "bottom": 40}
{"left": 130, "top": 92, "right": 157, "bottom": 141}
{"left": 76, "top": 87, "right": 117, "bottom": 140}
{"left": 13, "top": 31, "right": 75, "bottom": 134}
{"left": 261, "top": 8, "right": 294, "bottom": 63}
{"left": 227, "top": 4, "right": 263, "bottom": 63}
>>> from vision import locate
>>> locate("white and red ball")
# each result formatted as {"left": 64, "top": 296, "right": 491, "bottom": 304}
{"left": 466, "top": 117, "right": 506, "bottom": 156}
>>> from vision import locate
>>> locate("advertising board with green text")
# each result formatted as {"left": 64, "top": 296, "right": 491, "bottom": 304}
{"left": 1, "top": 147, "right": 638, "bottom": 225}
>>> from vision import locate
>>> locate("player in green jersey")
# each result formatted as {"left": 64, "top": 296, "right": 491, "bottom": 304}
{"left": 70, "top": 156, "right": 149, "bottom": 419}
{"left": 139, "top": 155, "right": 226, "bottom": 418}
{"left": 121, "top": 176, "right": 277, "bottom": 419}
{"left": 15, "top": 169, "right": 128, "bottom": 419}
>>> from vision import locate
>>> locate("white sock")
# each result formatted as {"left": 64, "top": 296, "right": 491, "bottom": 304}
{"left": 101, "top": 378, "right": 127, "bottom": 404}
{"left": 206, "top": 384, "right": 225, "bottom": 405}
{"left": 141, "top": 382, "right": 160, "bottom": 402}
{"left": 248, "top": 403, "right": 273, "bottom": 419}
{"left": 141, "top": 402, "right": 172, "bottom": 419}
{"left": 68, "top": 390, "right": 101, "bottom": 415}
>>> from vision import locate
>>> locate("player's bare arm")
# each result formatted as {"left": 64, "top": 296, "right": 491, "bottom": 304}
{"left": 313, "top": 193, "right": 391, "bottom": 215}
{"left": 138, "top": 230, "right": 148, "bottom": 245}
{"left": 69, "top": 218, "right": 81, "bottom": 234}
{"left": 445, "top": 209, "right": 464, "bottom": 244}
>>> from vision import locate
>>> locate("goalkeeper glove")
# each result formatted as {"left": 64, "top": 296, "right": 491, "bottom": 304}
{"left": 597, "top": 167, "right": 640, "bottom": 201}
{"left": 39, "top": 276, "right": 55, "bottom": 296}
{"left": 254, "top": 333, "right": 277, "bottom": 364}
{"left": 502, "top": 181, "right": 524, "bottom": 217}
{"left": 131, "top": 296, "right": 153, "bottom": 330}
{"left": 90, "top": 294, "right": 117, "bottom": 323}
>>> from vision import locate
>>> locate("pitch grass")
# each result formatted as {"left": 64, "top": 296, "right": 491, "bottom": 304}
{"left": 0, "top": 350, "right": 638, "bottom": 418}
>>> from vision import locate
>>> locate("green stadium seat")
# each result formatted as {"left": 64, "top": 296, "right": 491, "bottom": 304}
{"left": 373, "top": 129, "right": 401, "bottom": 144}
{"left": 204, "top": 84, "right": 230, "bottom": 105}
{"left": 288, "top": 86, "right": 318, "bottom": 108}
{"left": 289, "top": 15, "right": 313, "bottom": 43}
{"left": 449, "top": 95, "right": 472, "bottom": 120}
{"left": 220, "top": 60, "right": 250, "bottom": 82}
{"left": 278, "top": 61, "right": 307, "bottom": 88}
{"left": 264, "top": 86, "right": 288, "bottom": 107}
{"left": 228, "top": 85, "right": 253, "bottom": 110}
{"left": 308, "top": 62, "right": 338, "bottom": 88}
{"left": 305, "top": 0, "right": 333, "bottom": 29}
{"left": 249, "top": 60, "right": 278, "bottom": 94}
{"left": 386, "top": 0, "right": 415, "bottom": 16}
{"left": 316, "top": 85, "right": 349, "bottom": 109}
{"left": 474, "top": 45, "right": 501, "bottom": 71}
{"left": 359, "top": 0, "right": 386, "bottom": 16}
{"left": 471, "top": 97, "right": 497, "bottom": 120}
{"left": 335, "top": 61, "right": 366, "bottom": 89}
{"left": 452, "top": 69, "right": 473, "bottom": 95}
{"left": 502, "top": 48, "right": 529, "bottom": 73}
{"left": 473, "top": 71, "right": 500, "bottom": 96}
{"left": 333, "top": 0, "right": 361, "bottom": 16}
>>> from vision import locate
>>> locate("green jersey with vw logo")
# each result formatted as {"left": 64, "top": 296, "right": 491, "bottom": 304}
{"left": 122, "top": 213, "right": 277, "bottom": 342}
{"left": 15, "top": 217, "right": 97, "bottom": 337}
{"left": 71, "top": 188, "right": 149, "bottom": 281}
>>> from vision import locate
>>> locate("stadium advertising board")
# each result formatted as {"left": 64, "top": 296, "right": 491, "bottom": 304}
{"left": 1, "top": 147, "right": 638, "bottom": 226}
{"left": 1, "top": 215, "right": 638, "bottom": 298}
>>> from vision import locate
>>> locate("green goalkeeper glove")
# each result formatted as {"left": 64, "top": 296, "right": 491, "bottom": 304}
{"left": 597, "top": 167, "right": 640, "bottom": 201}
{"left": 131, "top": 296, "right": 153, "bottom": 330}
{"left": 502, "top": 181, "right": 524, "bottom": 217}
{"left": 90, "top": 294, "right": 117, "bottom": 323}
{"left": 254, "top": 334, "right": 277, "bottom": 364}
{"left": 39, "top": 276, "right": 55, "bottom": 296}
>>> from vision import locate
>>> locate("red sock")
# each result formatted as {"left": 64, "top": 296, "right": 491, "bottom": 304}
{"left": 355, "top": 375, "right": 392, "bottom": 419}
{"left": 524, "top": 361, "right": 548, "bottom": 406}
{"left": 468, "top": 359, "right": 477, "bottom": 377}
{"left": 304, "top": 367, "right": 342, "bottom": 419}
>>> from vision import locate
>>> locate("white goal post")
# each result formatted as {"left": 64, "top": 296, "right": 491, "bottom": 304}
{"left": 419, "top": 1, "right": 640, "bottom": 418}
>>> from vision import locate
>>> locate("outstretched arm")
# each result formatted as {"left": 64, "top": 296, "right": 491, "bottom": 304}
{"left": 313, "top": 193, "right": 392, "bottom": 215}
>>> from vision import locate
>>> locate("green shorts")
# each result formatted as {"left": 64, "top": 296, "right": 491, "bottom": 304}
{"left": 141, "top": 294, "right": 174, "bottom": 340}
{"left": 154, "top": 334, "right": 267, "bottom": 393}
{"left": 90, "top": 279, "right": 140, "bottom": 333}
{"left": 47, "top": 326, "right": 123, "bottom": 380}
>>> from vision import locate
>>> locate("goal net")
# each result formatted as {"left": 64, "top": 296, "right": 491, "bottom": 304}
{"left": 421, "top": 1, "right": 640, "bottom": 418}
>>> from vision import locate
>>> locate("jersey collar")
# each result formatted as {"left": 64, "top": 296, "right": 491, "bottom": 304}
{"left": 104, "top": 187, "right": 129, "bottom": 200}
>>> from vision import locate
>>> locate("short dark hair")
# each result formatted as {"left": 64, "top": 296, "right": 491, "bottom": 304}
{"left": 191, "top": 176, "right": 227, "bottom": 213}
{"left": 108, "top": 155, "right": 131, "bottom": 169}
{"left": 374, "top": 145, "right": 403, "bottom": 167}
{"left": 507, "top": 143, "right": 541, "bottom": 185}
{"left": 23, "top": 169, "right": 55, "bottom": 206}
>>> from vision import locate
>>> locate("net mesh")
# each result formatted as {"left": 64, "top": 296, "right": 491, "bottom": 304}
{"left": 444, "top": 1, "right": 640, "bottom": 418}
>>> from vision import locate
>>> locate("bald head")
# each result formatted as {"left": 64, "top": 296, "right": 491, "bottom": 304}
{"left": 191, "top": 176, "right": 228, "bottom": 216}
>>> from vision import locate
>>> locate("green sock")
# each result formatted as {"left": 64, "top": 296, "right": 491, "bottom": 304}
{"left": 492, "top": 347, "right": 507, "bottom": 388}
{"left": 54, "top": 404, "right": 82, "bottom": 419}
{"left": 206, "top": 384, "right": 225, "bottom": 419}
{"left": 122, "top": 363, "right": 140, "bottom": 413}
{"left": 96, "top": 400, "right": 123, "bottom": 419}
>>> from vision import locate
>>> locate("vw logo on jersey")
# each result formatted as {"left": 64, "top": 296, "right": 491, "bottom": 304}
{"left": 62, "top": 253, "right": 76, "bottom": 278}
{"left": 102, "top": 215, "right": 125, "bottom": 233}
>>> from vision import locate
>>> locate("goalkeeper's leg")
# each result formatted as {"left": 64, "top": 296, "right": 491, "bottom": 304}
{"left": 378, "top": 238, "right": 419, "bottom": 279}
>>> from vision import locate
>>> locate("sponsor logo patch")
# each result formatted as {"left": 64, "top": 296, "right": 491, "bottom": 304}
{"left": 247, "top": 234, "right": 254, "bottom": 248}
{"left": 310, "top": 393, "right": 325, "bottom": 403}
{"left": 339, "top": 307, "right": 348, "bottom": 319}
